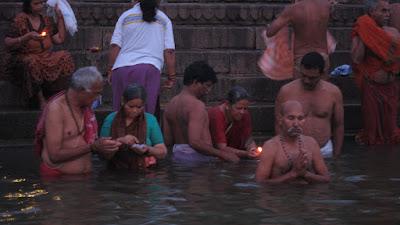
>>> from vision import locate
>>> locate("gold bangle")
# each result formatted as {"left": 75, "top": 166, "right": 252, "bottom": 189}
{"left": 18, "top": 37, "right": 21, "bottom": 44}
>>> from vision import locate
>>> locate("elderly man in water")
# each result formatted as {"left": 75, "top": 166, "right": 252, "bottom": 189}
{"left": 35, "top": 67, "right": 121, "bottom": 176}
{"left": 255, "top": 100, "right": 330, "bottom": 184}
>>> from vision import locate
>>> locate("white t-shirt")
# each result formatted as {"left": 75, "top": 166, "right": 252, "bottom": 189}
{"left": 110, "top": 3, "right": 175, "bottom": 71}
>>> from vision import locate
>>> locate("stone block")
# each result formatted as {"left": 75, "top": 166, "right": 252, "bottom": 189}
{"left": 230, "top": 51, "right": 262, "bottom": 75}
{"left": 174, "top": 27, "right": 255, "bottom": 50}
{"left": 0, "top": 80, "right": 23, "bottom": 107}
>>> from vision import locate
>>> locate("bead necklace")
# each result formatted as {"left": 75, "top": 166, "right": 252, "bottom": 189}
{"left": 65, "top": 92, "right": 85, "bottom": 135}
{"left": 279, "top": 133, "right": 302, "bottom": 163}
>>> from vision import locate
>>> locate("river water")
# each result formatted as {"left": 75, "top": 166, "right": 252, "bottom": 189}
{"left": 1, "top": 139, "right": 400, "bottom": 224}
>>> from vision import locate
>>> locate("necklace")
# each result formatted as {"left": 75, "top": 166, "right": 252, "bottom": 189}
{"left": 65, "top": 92, "right": 85, "bottom": 135}
{"left": 279, "top": 133, "right": 302, "bottom": 163}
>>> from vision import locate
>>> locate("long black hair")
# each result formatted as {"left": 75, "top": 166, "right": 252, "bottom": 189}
{"left": 23, "top": 0, "right": 33, "bottom": 14}
{"left": 140, "top": 0, "right": 158, "bottom": 22}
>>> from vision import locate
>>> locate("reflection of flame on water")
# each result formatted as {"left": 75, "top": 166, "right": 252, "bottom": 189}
{"left": 5, "top": 189, "right": 48, "bottom": 198}
{"left": 40, "top": 31, "right": 47, "bottom": 36}
{"left": 257, "top": 147, "right": 263, "bottom": 154}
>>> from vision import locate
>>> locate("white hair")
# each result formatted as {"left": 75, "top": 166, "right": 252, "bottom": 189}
{"left": 70, "top": 66, "right": 103, "bottom": 91}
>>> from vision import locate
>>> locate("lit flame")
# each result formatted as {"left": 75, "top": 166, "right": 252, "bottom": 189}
{"left": 40, "top": 31, "right": 47, "bottom": 36}
{"left": 257, "top": 147, "right": 263, "bottom": 154}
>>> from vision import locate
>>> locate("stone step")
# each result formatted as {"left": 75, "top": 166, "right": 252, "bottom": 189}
{"left": 0, "top": 102, "right": 364, "bottom": 141}
{"left": 0, "top": 3, "right": 364, "bottom": 27}
{"left": 0, "top": 66, "right": 359, "bottom": 107}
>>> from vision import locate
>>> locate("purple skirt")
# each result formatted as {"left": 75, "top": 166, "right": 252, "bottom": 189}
{"left": 111, "top": 64, "right": 160, "bottom": 114}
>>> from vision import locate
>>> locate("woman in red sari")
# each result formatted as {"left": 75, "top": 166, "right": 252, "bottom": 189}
{"left": 207, "top": 86, "right": 259, "bottom": 159}
{"left": 2, "top": 0, "right": 75, "bottom": 109}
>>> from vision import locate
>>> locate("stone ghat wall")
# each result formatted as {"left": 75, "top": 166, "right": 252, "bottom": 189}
{"left": 0, "top": 1, "right": 366, "bottom": 105}
{"left": 0, "top": 0, "right": 374, "bottom": 139}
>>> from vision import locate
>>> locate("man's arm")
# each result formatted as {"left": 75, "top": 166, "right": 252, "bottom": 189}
{"left": 350, "top": 36, "right": 365, "bottom": 65}
{"left": 187, "top": 103, "right": 224, "bottom": 157}
{"left": 161, "top": 49, "right": 176, "bottom": 89}
{"left": 332, "top": 88, "right": 344, "bottom": 158}
{"left": 187, "top": 103, "right": 239, "bottom": 162}
{"left": 162, "top": 110, "right": 174, "bottom": 147}
{"left": 266, "top": 6, "right": 292, "bottom": 37}
{"left": 107, "top": 44, "right": 121, "bottom": 84}
{"left": 216, "top": 143, "right": 249, "bottom": 158}
{"left": 303, "top": 137, "right": 330, "bottom": 183}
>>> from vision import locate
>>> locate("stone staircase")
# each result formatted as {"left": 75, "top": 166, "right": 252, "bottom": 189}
{"left": 0, "top": 0, "right": 388, "bottom": 146}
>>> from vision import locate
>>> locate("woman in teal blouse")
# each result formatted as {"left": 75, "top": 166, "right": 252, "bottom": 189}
{"left": 99, "top": 83, "right": 167, "bottom": 169}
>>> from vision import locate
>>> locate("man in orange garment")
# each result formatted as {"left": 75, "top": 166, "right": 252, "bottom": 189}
{"left": 351, "top": 0, "right": 400, "bottom": 145}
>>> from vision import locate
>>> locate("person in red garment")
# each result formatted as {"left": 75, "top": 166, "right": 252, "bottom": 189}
{"left": 207, "top": 86, "right": 258, "bottom": 159}
{"left": 351, "top": 0, "right": 400, "bottom": 145}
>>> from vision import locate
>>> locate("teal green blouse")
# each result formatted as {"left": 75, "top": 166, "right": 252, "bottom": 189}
{"left": 100, "top": 112, "right": 164, "bottom": 146}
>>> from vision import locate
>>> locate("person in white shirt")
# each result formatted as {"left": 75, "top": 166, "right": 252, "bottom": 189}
{"left": 108, "top": 0, "right": 176, "bottom": 116}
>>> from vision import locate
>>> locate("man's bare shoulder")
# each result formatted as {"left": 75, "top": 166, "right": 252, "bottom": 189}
{"left": 301, "top": 134, "right": 320, "bottom": 151}
{"left": 320, "top": 80, "right": 343, "bottom": 96}
{"left": 262, "top": 136, "right": 280, "bottom": 153}
{"left": 280, "top": 79, "right": 302, "bottom": 91}
{"left": 391, "top": 3, "right": 400, "bottom": 10}
{"left": 46, "top": 96, "right": 65, "bottom": 117}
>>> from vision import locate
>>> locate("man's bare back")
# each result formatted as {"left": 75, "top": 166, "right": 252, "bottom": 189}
{"left": 267, "top": 0, "right": 331, "bottom": 59}
{"left": 164, "top": 92, "right": 212, "bottom": 145}
{"left": 266, "top": 0, "right": 332, "bottom": 79}
{"left": 390, "top": 3, "right": 400, "bottom": 32}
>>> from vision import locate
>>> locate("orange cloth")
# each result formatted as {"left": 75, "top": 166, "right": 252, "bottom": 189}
{"left": 351, "top": 15, "right": 400, "bottom": 87}
{"left": 258, "top": 27, "right": 336, "bottom": 80}
{"left": 2, "top": 13, "right": 74, "bottom": 102}
{"left": 258, "top": 27, "right": 293, "bottom": 80}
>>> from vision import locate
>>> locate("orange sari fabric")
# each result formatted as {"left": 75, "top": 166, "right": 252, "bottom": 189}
{"left": 2, "top": 13, "right": 74, "bottom": 101}
{"left": 351, "top": 15, "right": 400, "bottom": 87}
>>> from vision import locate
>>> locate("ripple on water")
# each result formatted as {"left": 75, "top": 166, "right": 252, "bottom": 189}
{"left": 344, "top": 175, "right": 368, "bottom": 182}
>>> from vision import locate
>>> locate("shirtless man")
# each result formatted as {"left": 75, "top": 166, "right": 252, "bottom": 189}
{"left": 390, "top": 3, "right": 400, "bottom": 32}
{"left": 255, "top": 100, "right": 330, "bottom": 184}
{"left": 351, "top": 0, "right": 400, "bottom": 145}
{"left": 163, "top": 61, "right": 240, "bottom": 164}
{"left": 275, "top": 52, "right": 344, "bottom": 158}
{"left": 36, "top": 67, "right": 121, "bottom": 176}
{"left": 266, "top": 0, "right": 332, "bottom": 79}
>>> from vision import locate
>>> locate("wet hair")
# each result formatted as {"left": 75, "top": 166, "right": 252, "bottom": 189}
{"left": 226, "top": 86, "right": 250, "bottom": 105}
{"left": 122, "top": 83, "right": 147, "bottom": 104}
{"left": 300, "top": 52, "right": 325, "bottom": 74}
{"left": 70, "top": 67, "right": 103, "bottom": 91}
{"left": 183, "top": 61, "right": 217, "bottom": 86}
{"left": 139, "top": 0, "right": 158, "bottom": 22}
{"left": 23, "top": 0, "right": 33, "bottom": 14}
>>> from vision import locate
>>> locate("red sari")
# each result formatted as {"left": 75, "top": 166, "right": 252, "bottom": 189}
{"left": 352, "top": 15, "right": 400, "bottom": 145}
{"left": 207, "top": 101, "right": 252, "bottom": 150}
{"left": 2, "top": 13, "right": 75, "bottom": 102}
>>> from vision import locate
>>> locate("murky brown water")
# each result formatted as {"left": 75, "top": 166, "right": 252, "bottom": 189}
{"left": 1, "top": 139, "right": 400, "bottom": 224}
